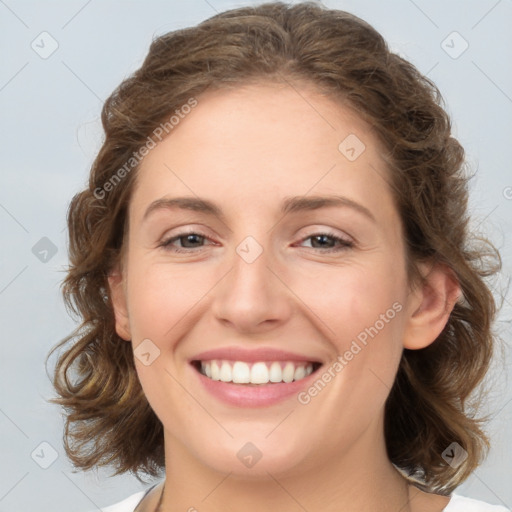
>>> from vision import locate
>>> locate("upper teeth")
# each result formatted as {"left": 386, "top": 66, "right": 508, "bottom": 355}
{"left": 200, "top": 360, "right": 314, "bottom": 384}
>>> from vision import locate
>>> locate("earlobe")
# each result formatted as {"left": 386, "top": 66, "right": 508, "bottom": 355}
{"left": 107, "top": 268, "right": 132, "bottom": 341}
{"left": 403, "top": 262, "right": 462, "bottom": 350}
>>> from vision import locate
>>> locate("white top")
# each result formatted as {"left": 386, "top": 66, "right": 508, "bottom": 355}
{"left": 99, "top": 489, "right": 511, "bottom": 512}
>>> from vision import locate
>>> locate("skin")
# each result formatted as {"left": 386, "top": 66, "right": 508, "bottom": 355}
{"left": 109, "top": 82, "right": 460, "bottom": 512}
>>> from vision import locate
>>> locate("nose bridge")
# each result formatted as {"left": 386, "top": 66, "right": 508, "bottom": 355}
{"left": 228, "top": 233, "right": 275, "bottom": 307}
{"left": 211, "top": 232, "right": 291, "bottom": 331}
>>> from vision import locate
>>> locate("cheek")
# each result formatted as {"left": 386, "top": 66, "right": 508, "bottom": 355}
{"left": 292, "top": 259, "right": 405, "bottom": 347}
{"left": 290, "top": 259, "right": 406, "bottom": 396}
{"left": 126, "top": 260, "right": 217, "bottom": 341}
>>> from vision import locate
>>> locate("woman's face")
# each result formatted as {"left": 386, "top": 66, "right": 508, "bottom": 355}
{"left": 111, "top": 82, "right": 423, "bottom": 478}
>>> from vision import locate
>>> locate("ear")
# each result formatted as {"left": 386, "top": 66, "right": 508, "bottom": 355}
{"left": 403, "top": 261, "right": 462, "bottom": 350}
{"left": 107, "top": 266, "right": 131, "bottom": 341}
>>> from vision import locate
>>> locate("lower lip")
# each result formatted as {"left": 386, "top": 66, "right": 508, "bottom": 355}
{"left": 192, "top": 364, "right": 320, "bottom": 407}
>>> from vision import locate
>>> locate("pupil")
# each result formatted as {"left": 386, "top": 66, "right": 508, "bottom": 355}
{"left": 183, "top": 234, "right": 202, "bottom": 247}
{"left": 312, "top": 235, "right": 332, "bottom": 248}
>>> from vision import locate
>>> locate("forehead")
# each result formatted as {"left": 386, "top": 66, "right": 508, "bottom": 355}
{"left": 131, "top": 81, "right": 397, "bottom": 225}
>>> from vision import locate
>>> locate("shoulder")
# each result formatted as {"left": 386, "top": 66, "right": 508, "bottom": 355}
{"left": 445, "top": 494, "right": 510, "bottom": 512}
{"left": 99, "top": 490, "right": 147, "bottom": 512}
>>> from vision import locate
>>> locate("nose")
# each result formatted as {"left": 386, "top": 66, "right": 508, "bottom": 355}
{"left": 210, "top": 239, "right": 293, "bottom": 334}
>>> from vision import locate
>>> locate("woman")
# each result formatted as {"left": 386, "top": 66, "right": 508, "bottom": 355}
{"left": 48, "top": 2, "right": 509, "bottom": 511}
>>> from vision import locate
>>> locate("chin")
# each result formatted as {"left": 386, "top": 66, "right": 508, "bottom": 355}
{"left": 192, "top": 436, "right": 315, "bottom": 480}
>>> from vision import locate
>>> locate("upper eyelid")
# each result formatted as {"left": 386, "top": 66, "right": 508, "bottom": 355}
{"left": 159, "top": 224, "right": 217, "bottom": 239}
{"left": 160, "top": 226, "right": 351, "bottom": 239}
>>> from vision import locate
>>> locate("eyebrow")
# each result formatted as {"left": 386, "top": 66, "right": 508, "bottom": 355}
{"left": 142, "top": 194, "right": 376, "bottom": 224}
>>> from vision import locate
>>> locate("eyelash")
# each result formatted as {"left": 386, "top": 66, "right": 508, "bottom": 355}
{"left": 159, "top": 230, "right": 354, "bottom": 254}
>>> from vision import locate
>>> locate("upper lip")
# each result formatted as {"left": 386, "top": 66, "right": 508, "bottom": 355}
{"left": 190, "top": 347, "right": 323, "bottom": 364}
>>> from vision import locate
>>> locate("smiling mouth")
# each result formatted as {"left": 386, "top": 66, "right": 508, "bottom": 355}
{"left": 191, "top": 360, "right": 322, "bottom": 385}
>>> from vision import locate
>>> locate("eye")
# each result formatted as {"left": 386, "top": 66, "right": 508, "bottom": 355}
{"left": 297, "top": 232, "right": 354, "bottom": 253}
{"left": 159, "top": 231, "right": 213, "bottom": 253}
{"left": 158, "top": 230, "right": 354, "bottom": 254}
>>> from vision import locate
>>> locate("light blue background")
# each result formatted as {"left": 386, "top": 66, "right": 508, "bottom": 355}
{"left": 0, "top": 1, "right": 511, "bottom": 511}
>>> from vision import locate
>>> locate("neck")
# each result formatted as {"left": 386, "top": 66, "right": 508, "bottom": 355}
{"left": 157, "top": 424, "right": 413, "bottom": 512}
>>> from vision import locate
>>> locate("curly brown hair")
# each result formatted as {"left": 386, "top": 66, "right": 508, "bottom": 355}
{"left": 47, "top": 1, "right": 502, "bottom": 493}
